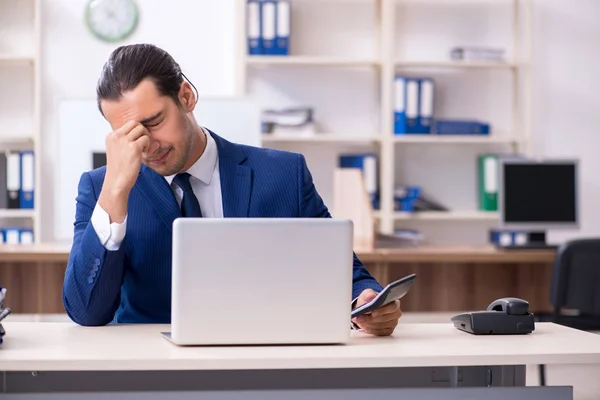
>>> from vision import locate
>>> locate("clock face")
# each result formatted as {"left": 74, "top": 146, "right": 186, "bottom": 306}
{"left": 85, "top": 0, "right": 139, "bottom": 42}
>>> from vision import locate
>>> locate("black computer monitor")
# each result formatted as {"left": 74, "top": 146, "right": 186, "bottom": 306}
{"left": 499, "top": 159, "right": 579, "bottom": 230}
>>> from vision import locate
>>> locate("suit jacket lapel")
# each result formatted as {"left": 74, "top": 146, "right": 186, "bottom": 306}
{"left": 136, "top": 165, "right": 181, "bottom": 231}
{"left": 210, "top": 130, "right": 252, "bottom": 218}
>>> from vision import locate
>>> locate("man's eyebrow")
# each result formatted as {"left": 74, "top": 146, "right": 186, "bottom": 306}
{"left": 140, "top": 112, "right": 162, "bottom": 125}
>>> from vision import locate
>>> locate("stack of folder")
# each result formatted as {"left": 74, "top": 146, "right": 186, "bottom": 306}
{"left": 476, "top": 153, "right": 503, "bottom": 213}
{"left": 261, "top": 107, "right": 315, "bottom": 136}
{"left": 394, "top": 75, "right": 491, "bottom": 136}
{"left": 247, "top": 0, "right": 290, "bottom": 56}
{"left": 394, "top": 186, "right": 449, "bottom": 213}
{"left": 450, "top": 46, "right": 505, "bottom": 61}
{"left": 0, "top": 151, "right": 34, "bottom": 210}
{"left": 0, "top": 228, "right": 33, "bottom": 245}
{"left": 476, "top": 153, "right": 527, "bottom": 213}
{"left": 394, "top": 76, "right": 434, "bottom": 135}
{"left": 433, "top": 120, "right": 490, "bottom": 135}
{"left": 1, "top": 150, "right": 35, "bottom": 245}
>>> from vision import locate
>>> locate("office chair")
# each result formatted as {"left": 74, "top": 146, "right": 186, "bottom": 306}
{"left": 535, "top": 238, "right": 600, "bottom": 386}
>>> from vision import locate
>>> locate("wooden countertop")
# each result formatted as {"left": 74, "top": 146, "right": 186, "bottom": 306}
{"left": 0, "top": 322, "right": 598, "bottom": 371}
{"left": 0, "top": 243, "right": 556, "bottom": 264}
{"left": 0, "top": 243, "right": 72, "bottom": 262}
{"left": 355, "top": 245, "right": 557, "bottom": 264}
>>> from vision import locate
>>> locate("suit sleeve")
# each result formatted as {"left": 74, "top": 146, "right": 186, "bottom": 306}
{"left": 62, "top": 172, "right": 127, "bottom": 326}
{"left": 297, "top": 154, "right": 383, "bottom": 299}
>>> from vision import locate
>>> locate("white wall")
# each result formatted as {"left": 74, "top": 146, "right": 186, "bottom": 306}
{"left": 37, "top": 0, "right": 600, "bottom": 244}
{"left": 531, "top": 0, "right": 600, "bottom": 244}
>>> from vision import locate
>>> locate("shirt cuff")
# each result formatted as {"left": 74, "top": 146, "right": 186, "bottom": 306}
{"left": 91, "top": 203, "right": 127, "bottom": 251}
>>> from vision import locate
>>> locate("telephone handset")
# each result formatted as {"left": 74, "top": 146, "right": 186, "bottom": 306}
{"left": 487, "top": 297, "right": 531, "bottom": 315}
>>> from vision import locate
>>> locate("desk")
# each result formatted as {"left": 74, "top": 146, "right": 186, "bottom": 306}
{"left": 0, "top": 244, "right": 556, "bottom": 314}
{"left": 0, "top": 243, "right": 556, "bottom": 264}
{"left": 356, "top": 245, "right": 556, "bottom": 264}
{"left": 0, "top": 322, "right": 597, "bottom": 399}
{"left": 0, "top": 243, "right": 71, "bottom": 263}
{"left": 359, "top": 245, "right": 556, "bottom": 314}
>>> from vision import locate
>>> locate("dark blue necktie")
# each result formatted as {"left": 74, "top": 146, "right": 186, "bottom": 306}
{"left": 173, "top": 173, "right": 202, "bottom": 217}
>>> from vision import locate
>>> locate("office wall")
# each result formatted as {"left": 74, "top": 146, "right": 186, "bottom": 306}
{"left": 38, "top": 0, "right": 600, "bottom": 244}
{"left": 531, "top": 0, "right": 600, "bottom": 244}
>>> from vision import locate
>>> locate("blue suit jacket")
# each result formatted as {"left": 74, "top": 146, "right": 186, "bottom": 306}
{"left": 63, "top": 131, "right": 383, "bottom": 326}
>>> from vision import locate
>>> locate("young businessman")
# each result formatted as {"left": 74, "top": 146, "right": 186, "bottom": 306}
{"left": 63, "top": 44, "right": 402, "bottom": 335}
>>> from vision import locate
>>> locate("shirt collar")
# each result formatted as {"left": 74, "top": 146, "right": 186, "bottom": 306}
{"left": 165, "top": 127, "right": 218, "bottom": 186}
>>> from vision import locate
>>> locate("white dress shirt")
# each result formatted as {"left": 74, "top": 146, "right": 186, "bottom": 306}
{"left": 91, "top": 128, "right": 222, "bottom": 251}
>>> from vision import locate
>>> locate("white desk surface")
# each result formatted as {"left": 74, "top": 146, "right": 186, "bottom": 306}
{"left": 1, "top": 322, "right": 600, "bottom": 372}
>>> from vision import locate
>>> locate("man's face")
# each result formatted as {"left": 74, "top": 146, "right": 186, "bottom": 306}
{"left": 100, "top": 78, "right": 196, "bottom": 176}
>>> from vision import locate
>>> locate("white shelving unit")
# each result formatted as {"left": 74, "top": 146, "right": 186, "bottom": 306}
{"left": 392, "top": 135, "right": 520, "bottom": 144}
{"left": 0, "top": 0, "right": 42, "bottom": 243}
{"left": 395, "top": 60, "right": 520, "bottom": 69}
{"left": 0, "top": 54, "right": 36, "bottom": 63}
{"left": 261, "top": 134, "right": 381, "bottom": 144}
{"left": 247, "top": 56, "right": 380, "bottom": 67}
{"left": 0, "top": 209, "right": 36, "bottom": 219}
{"left": 0, "top": 137, "right": 35, "bottom": 151}
{"left": 392, "top": 210, "right": 499, "bottom": 221}
{"left": 374, "top": 210, "right": 499, "bottom": 221}
{"left": 242, "top": 0, "right": 533, "bottom": 237}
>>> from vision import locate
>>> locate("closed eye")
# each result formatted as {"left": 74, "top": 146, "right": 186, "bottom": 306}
{"left": 140, "top": 111, "right": 163, "bottom": 127}
{"left": 145, "top": 120, "right": 162, "bottom": 128}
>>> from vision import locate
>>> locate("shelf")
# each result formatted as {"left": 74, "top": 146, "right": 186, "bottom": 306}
{"left": 239, "top": 0, "right": 532, "bottom": 240}
{"left": 395, "top": 0, "right": 520, "bottom": 5}
{"left": 248, "top": 58, "right": 522, "bottom": 69}
{"left": 0, "top": 54, "right": 35, "bottom": 64}
{"left": 261, "top": 134, "right": 381, "bottom": 143}
{"left": 0, "top": 137, "right": 34, "bottom": 150}
{"left": 0, "top": 209, "right": 36, "bottom": 219}
{"left": 247, "top": 56, "right": 380, "bottom": 67}
{"left": 393, "top": 211, "right": 499, "bottom": 221}
{"left": 393, "top": 135, "right": 519, "bottom": 144}
{"left": 395, "top": 60, "right": 520, "bottom": 69}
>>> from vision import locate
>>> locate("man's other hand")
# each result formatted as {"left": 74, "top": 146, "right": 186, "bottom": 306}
{"left": 352, "top": 288, "right": 402, "bottom": 336}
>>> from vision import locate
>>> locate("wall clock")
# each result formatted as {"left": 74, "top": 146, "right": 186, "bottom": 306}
{"left": 85, "top": 0, "right": 139, "bottom": 42}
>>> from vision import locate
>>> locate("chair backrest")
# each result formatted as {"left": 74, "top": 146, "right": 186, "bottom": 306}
{"left": 550, "top": 238, "right": 600, "bottom": 315}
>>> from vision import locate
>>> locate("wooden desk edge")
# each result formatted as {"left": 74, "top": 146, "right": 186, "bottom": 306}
{"left": 355, "top": 247, "right": 556, "bottom": 264}
{"left": 0, "top": 244, "right": 556, "bottom": 264}
{"left": 356, "top": 253, "right": 556, "bottom": 264}
{"left": 0, "top": 244, "right": 72, "bottom": 263}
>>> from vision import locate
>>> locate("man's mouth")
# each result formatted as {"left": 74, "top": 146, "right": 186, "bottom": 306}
{"left": 149, "top": 149, "right": 171, "bottom": 164}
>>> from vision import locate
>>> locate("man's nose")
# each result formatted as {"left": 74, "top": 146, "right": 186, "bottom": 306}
{"left": 147, "top": 139, "right": 161, "bottom": 155}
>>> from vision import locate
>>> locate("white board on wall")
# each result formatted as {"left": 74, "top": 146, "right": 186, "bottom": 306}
{"left": 56, "top": 100, "right": 111, "bottom": 241}
{"left": 55, "top": 99, "right": 261, "bottom": 241}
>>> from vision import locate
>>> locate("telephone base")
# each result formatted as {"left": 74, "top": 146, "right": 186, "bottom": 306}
{"left": 452, "top": 311, "right": 535, "bottom": 335}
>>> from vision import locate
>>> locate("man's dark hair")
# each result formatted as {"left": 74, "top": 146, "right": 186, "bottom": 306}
{"left": 96, "top": 44, "right": 194, "bottom": 114}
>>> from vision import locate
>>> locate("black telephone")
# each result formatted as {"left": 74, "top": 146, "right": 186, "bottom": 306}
{"left": 451, "top": 297, "right": 535, "bottom": 335}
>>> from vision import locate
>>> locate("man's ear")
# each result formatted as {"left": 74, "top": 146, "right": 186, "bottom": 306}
{"left": 178, "top": 81, "right": 196, "bottom": 112}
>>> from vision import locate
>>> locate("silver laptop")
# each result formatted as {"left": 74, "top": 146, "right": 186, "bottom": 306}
{"left": 163, "top": 218, "right": 353, "bottom": 345}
